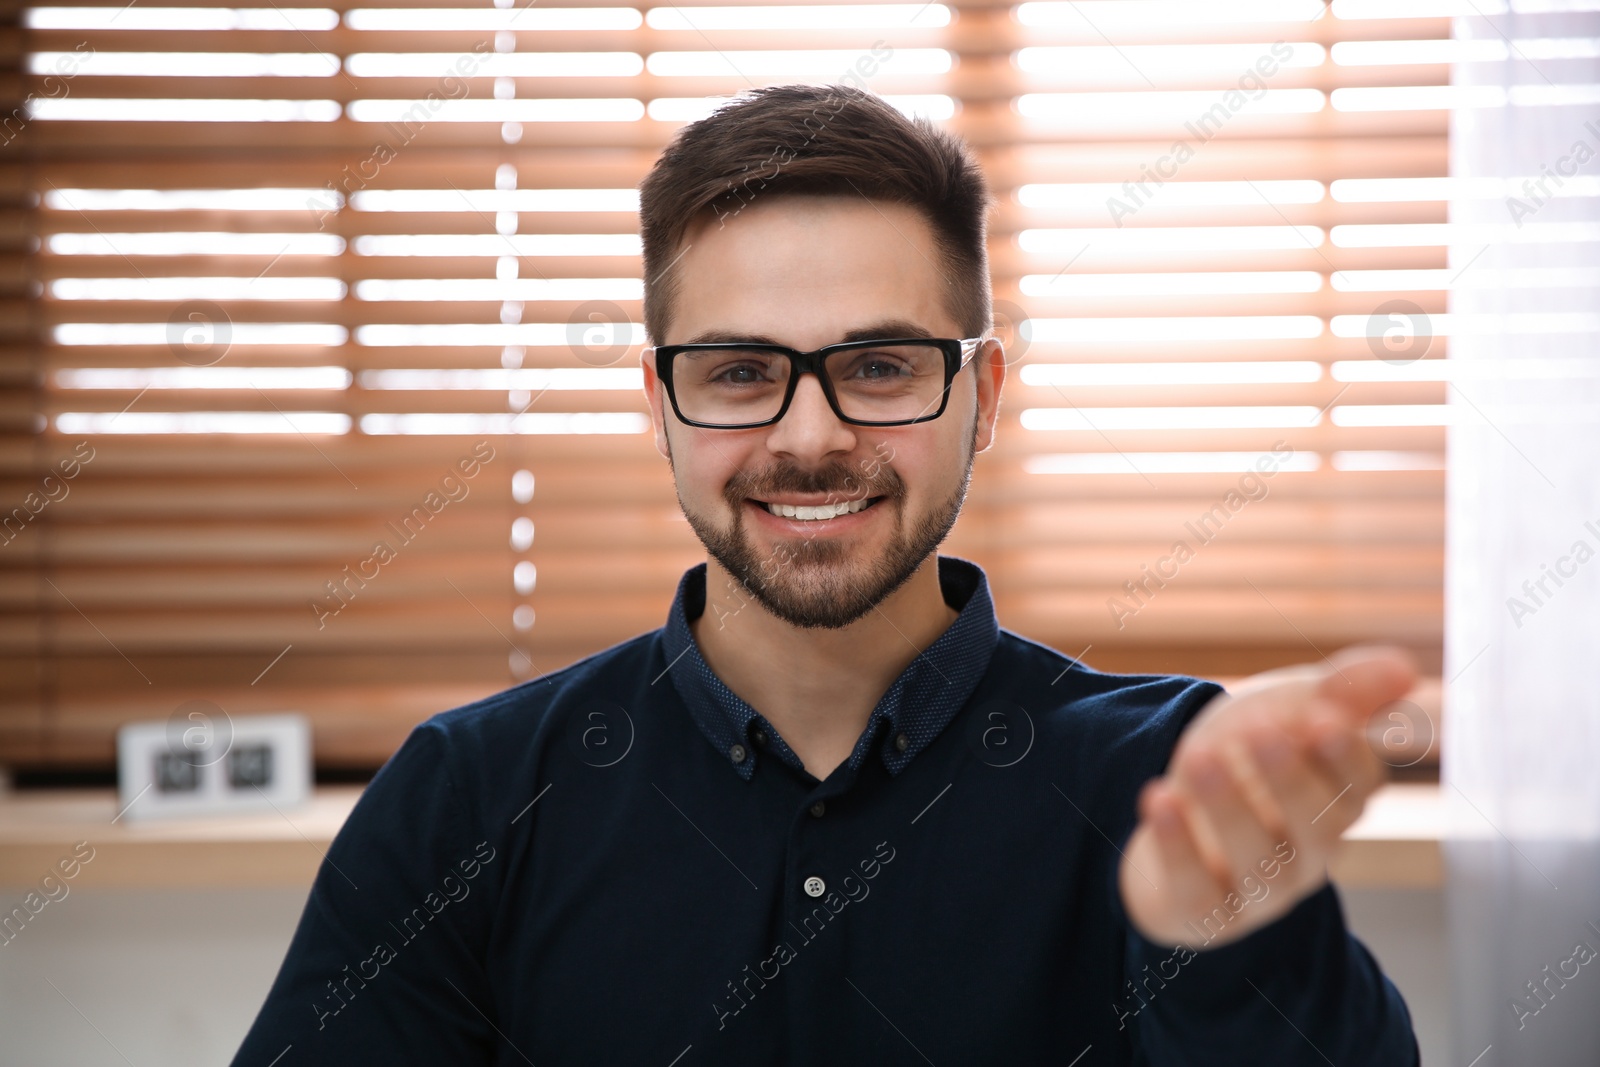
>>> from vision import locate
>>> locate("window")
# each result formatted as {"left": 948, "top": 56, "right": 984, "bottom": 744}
{"left": 4, "top": 1, "right": 1453, "bottom": 771}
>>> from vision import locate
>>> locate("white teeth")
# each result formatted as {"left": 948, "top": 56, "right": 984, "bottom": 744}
{"left": 765, "top": 496, "right": 877, "bottom": 520}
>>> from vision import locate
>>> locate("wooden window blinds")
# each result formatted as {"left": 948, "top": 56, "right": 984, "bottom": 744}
{"left": 3, "top": 0, "right": 1461, "bottom": 770}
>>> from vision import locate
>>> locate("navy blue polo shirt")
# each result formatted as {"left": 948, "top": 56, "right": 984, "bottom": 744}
{"left": 231, "top": 554, "right": 1418, "bottom": 1066}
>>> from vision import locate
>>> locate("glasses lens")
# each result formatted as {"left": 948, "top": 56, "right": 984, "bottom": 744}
{"left": 670, "top": 343, "right": 948, "bottom": 426}
{"left": 827, "top": 343, "right": 949, "bottom": 422}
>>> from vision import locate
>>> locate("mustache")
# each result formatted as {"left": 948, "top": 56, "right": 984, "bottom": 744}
{"left": 727, "top": 464, "right": 900, "bottom": 504}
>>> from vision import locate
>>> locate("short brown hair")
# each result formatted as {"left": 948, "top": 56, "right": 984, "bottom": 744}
{"left": 637, "top": 83, "right": 994, "bottom": 346}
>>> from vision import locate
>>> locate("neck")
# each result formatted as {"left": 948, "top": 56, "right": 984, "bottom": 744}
{"left": 689, "top": 553, "right": 960, "bottom": 780}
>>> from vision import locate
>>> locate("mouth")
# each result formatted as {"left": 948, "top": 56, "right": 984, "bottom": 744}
{"left": 747, "top": 495, "right": 887, "bottom": 522}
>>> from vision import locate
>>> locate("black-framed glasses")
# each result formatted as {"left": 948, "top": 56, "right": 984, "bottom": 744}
{"left": 651, "top": 336, "right": 986, "bottom": 429}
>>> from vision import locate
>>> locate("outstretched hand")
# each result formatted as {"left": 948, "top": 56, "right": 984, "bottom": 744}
{"left": 1119, "top": 645, "right": 1418, "bottom": 950}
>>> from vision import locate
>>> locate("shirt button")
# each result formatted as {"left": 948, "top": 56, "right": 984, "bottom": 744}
{"left": 894, "top": 732, "right": 909, "bottom": 753}
{"left": 729, "top": 743, "right": 747, "bottom": 764}
{"left": 809, "top": 801, "right": 826, "bottom": 818}
{"left": 803, "top": 876, "right": 826, "bottom": 898}
{"left": 751, "top": 729, "right": 767, "bottom": 748}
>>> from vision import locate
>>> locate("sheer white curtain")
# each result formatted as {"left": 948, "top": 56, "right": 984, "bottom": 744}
{"left": 1445, "top": 6, "right": 1600, "bottom": 1064}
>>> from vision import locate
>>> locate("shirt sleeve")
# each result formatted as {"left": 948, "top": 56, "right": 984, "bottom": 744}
{"left": 1113, "top": 868, "right": 1420, "bottom": 1066}
{"left": 228, "top": 720, "right": 500, "bottom": 1066}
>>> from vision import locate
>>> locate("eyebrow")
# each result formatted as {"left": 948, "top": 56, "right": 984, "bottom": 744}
{"left": 681, "top": 318, "right": 937, "bottom": 347}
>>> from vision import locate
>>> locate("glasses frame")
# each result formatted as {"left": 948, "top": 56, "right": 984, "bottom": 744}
{"left": 651, "top": 336, "right": 986, "bottom": 430}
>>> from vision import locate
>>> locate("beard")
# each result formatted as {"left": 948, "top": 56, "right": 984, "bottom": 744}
{"left": 669, "top": 416, "right": 977, "bottom": 631}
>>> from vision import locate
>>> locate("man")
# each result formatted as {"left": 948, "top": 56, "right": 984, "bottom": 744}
{"left": 232, "top": 84, "right": 1420, "bottom": 1064}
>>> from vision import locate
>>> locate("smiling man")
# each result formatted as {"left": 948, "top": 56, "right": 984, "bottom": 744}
{"left": 232, "top": 84, "right": 1420, "bottom": 1065}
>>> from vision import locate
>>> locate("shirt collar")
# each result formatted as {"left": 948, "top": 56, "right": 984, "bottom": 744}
{"left": 660, "top": 554, "right": 1001, "bottom": 781}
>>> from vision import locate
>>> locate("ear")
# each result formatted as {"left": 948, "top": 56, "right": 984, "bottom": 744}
{"left": 973, "top": 338, "right": 1006, "bottom": 454}
{"left": 641, "top": 347, "right": 672, "bottom": 460}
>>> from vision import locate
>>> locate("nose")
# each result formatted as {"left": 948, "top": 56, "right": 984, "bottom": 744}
{"left": 763, "top": 367, "right": 858, "bottom": 459}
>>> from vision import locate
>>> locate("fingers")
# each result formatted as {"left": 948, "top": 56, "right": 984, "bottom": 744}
{"left": 1132, "top": 742, "right": 1309, "bottom": 950}
{"left": 1304, "top": 695, "right": 1388, "bottom": 803}
{"left": 1302, "top": 646, "right": 1414, "bottom": 809}
{"left": 1245, "top": 718, "right": 1363, "bottom": 844}
{"left": 1311, "top": 644, "right": 1419, "bottom": 722}
{"left": 1170, "top": 743, "right": 1280, "bottom": 895}
{"left": 1220, "top": 645, "right": 1415, "bottom": 790}
{"left": 1185, "top": 645, "right": 1414, "bottom": 750}
{"left": 1211, "top": 695, "right": 1377, "bottom": 849}
{"left": 1131, "top": 777, "right": 1234, "bottom": 946}
{"left": 1137, "top": 778, "right": 1209, "bottom": 889}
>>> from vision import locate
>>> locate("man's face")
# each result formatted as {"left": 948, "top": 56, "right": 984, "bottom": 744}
{"left": 641, "top": 193, "right": 1004, "bottom": 631}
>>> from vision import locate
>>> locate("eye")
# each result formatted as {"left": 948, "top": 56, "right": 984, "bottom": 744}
{"left": 839, "top": 351, "right": 917, "bottom": 382}
{"left": 676, "top": 349, "right": 783, "bottom": 386}
{"left": 711, "top": 362, "right": 771, "bottom": 385}
{"left": 855, "top": 357, "right": 911, "bottom": 379}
